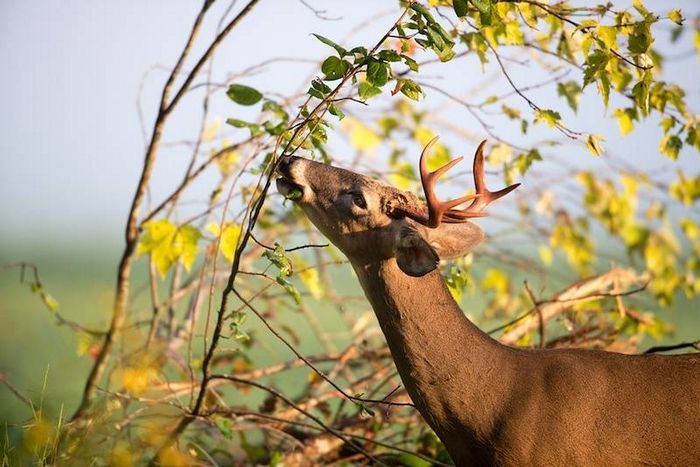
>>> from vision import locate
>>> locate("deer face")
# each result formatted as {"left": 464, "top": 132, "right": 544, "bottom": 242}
{"left": 276, "top": 156, "right": 425, "bottom": 266}
{"left": 275, "top": 139, "right": 519, "bottom": 277}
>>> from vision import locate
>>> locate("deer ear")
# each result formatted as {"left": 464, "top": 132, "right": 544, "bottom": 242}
{"left": 394, "top": 226, "right": 440, "bottom": 277}
{"left": 422, "top": 221, "right": 484, "bottom": 260}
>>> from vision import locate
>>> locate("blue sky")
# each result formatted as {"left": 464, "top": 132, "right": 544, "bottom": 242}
{"left": 1, "top": 0, "right": 698, "bottom": 245}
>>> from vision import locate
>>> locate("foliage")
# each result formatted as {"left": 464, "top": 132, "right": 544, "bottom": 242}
{"left": 3, "top": 0, "right": 699, "bottom": 465}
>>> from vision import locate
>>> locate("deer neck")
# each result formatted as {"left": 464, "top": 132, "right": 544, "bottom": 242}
{"left": 352, "top": 257, "right": 516, "bottom": 445}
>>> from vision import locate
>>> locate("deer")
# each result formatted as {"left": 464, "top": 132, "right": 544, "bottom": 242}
{"left": 275, "top": 137, "right": 700, "bottom": 466}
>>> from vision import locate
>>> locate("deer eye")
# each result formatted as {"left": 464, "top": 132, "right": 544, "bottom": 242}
{"left": 351, "top": 192, "right": 367, "bottom": 209}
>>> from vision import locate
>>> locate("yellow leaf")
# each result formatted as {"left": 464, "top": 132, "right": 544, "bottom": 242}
{"left": 668, "top": 9, "right": 683, "bottom": 26}
{"left": 219, "top": 224, "right": 241, "bottom": 263}
{"left": 110, "top": 442, "right": 134, "bottom": 467}
{"left": 299, "top": 268, "right": 323, "bottom": 299}
{"left": 206, "top": 222, "right": 221, "bottom": 236}
{"left": 216, "top": 142, "right": 239, "bottom": 176}
{"left": 481, "top": 268, "right": 509, "bottom": 294}
{"left": 308, "top": 370, "right": 321, "bottom": 384}
{"left": 138, "top": 219, "right": 178, "bottom": 277}
{"left": 76, "top": 332, "right": 93, "bottom": 356}
{"left": 174, "top": 225, "right": 202, "bottom": 271}
{"left": 414, "top": 127, "right": 451, "bottom": 171}
{"left": 388, "top": 161, "right": 415, "bottom": 191}
{"left": 138, "top": 220, "right": 201, "bottom": 277}
{"left": 538, "top": 245, "right": 553, "bottom": 265}
{"left": 24, "top": 418, "right": 56, "bottom": 453}
{"left": 342, "top": 117, "right": 381, "bottom": 152}
{"left": 596, "top": 26, "right": 617, "bottom": 50}
{"left": 116, "top": 366, "right": 158, "bottom": 395}
{"left": 482, "top": 26, "right": 498, "bottom": 48}
{"left": 201, "top": 116, "right": 222, "bottom": 142}
{"left": 584, "top": 134, "right": 605, "bottom": 157}
{"left": 505, "top": 22, "right": 524, "bottom": 45}
{"left": 613, "top": 108, "right": 634, "bottom": 135}
{"left": 157, "top": 446, "right": 193, "bottom": 467}
{"left": 488, "top": 144, "right": 512, "bottom": 165}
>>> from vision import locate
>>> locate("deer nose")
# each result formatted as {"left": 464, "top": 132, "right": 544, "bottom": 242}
{"left": 276, "top": 155, "right": 299, "bottom": 177}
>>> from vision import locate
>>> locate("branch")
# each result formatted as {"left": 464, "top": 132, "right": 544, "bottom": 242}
{"left": 72, "top": 0, "right": 261, "bottom": 422}
{"left": 209, "top": 375, "right": 382, "bottom": 465}
{"left": 498, "top": 268, "right": 647, "bottom": 345}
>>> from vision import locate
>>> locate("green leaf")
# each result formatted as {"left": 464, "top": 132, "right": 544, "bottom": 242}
{"left": 471, "top": 0, "right": 493, "bottom": 15}
{"left": 226, "top": 84, "right": 263, "bottom": 106}
{"left": 366, "top": 59, "right": 389, "bottom": 87}
{"left": 557, "top": 81, "right": 582, "bottom": 112}
{"left": 42, "top": 293, "right": 59, "bottom": 312}
{"left": 276, "top": 277, "right": 302, "bottom": 304}
{"left": 659, "top": 134, "right": 682, "bottom": 160}
{"left": 226, "top": 118, "right": 263, "bottom": 136}
{"left": 453, "top": 0, "right": 468, "bottom": 17}
{"left": 311, "top": 78, "right": 332, "bottom": 94}
{"left": 597, "top": 73, "right": 611, "bottom": 109}
{"left": 632, "top": 75, "right": 651, "bottom": 116}
{"left": 534, "top": 109, "right": 561, "bottom": 128}
{"left": 214, "top": 417, "right": 233, "bottom": 439}
{"left": 582, "top": 49, "right": 610, "bottom": 88}
{"left": 328, "top": 103, "right": 345, "bottom": 120}
{"left": 358, "top": 82, "right": 382, "bottom": 100}
{"left": 513, "top": 149, "right": 542, "bottom": 175}
{"left": 312, "top": 33, "right": 347, "bottom": 56}
{"left": 585, "top": 134, "right": 605, "bottom": 157}
{"left": 398, "top": 79, "right": 423, "bottom": 101}
{"left": 377, "top": 50, "right": 401, "bottom": 62}
{"left": 628, "top": 21, "right": 653, "bottom": 55}
{"left": 401, "top": 54, "right": 419, "bottom": 72}
{"left": 396, "top": 453, "right": 433, "bottom": 467}
{"left": 263, "top": 243, "right": 293, "bottom": 277}
{"left": 321, "top": 56, "right": 350, "bottom": 81}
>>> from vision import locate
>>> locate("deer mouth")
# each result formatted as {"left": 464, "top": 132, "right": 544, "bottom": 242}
{"left": 276, "top": 156, "right": 305, "bottom": 201}
{"left": 276, "top": 176, "right": 304, "bottom": 200}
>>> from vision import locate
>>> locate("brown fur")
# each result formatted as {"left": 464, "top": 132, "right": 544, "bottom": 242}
{"left": 276, "top": 155, "right": 700, "bottom": 466}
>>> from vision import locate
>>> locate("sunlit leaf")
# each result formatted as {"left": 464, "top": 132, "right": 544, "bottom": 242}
{"left": 481, "top": 268, "right": 509, "bottom": 294}
{"left": 138, "top": 220, "right": 202, "bottom": 277}
{"left": 585, "top": 134, "right": 605, "bottom": 157}
{"left": 277, "top": 277, "right": 302, "bottom": 304}
{"left": 201, "top": 117, "right": 222, "bottom": 142}
{"left": 263, "top": 243, "right": 293, "bottom": 277}
{"left": 299, "top": 268, "right": 324, "bottom": 300}
{"left": 613, "top": 108, "right": 635, "bottom": 135}
{"left": 342, "top": 117, "right": 381, "bottom": 152}
{"left": 534, "top": 109, "right": 561, "bottom": 128}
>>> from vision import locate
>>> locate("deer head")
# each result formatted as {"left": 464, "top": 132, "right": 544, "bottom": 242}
{"left": 276, "top": 137, "right": 519, "bottom": 277}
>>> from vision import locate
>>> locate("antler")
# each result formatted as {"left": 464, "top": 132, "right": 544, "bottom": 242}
{"left": 395, "top": 137, "right": 520, "bottom": 228}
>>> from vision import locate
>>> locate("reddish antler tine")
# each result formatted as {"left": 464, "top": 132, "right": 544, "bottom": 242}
{"left": 396, "top": 138, "right": 518, "bottom": 228}
{"left": 419, "top": 136, "right": 476, "bottom": 227}
{"left": 431, "top": 140, "right": 520, "bottom": 222}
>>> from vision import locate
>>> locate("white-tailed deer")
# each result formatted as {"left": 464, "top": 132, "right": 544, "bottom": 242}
{"left": 276, "top": 138, "right": 700, "bottom": 466}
